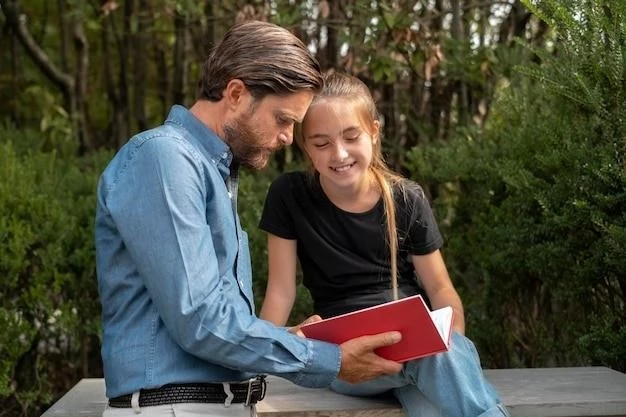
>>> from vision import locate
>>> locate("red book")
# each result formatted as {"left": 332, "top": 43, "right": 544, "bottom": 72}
{"left": 300, "top": 294, "right": 454, "bottom": 362}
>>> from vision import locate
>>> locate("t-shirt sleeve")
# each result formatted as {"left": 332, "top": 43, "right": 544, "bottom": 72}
{"left": 259, "top": 173, "right": 297, "bottom": 240}
{"left": 400, "top": 182, "right": 444, "bottom": 255}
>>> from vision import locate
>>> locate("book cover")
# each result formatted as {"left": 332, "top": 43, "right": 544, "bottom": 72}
{"left": 300, "top": 294, "right": 454, "bottom": 362}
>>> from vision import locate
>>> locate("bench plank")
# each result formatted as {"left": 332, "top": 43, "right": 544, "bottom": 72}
{"left": 41, "top": 367, "right": 626, "bottom": 417}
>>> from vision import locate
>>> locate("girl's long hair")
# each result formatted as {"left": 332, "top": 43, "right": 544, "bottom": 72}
{"left": 297, "top": 71, "right": 405, "bottom": 300}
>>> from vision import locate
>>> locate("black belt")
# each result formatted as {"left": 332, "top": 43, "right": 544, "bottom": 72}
{"left": 108, "top": 376, "right": 266, "bottom": 408}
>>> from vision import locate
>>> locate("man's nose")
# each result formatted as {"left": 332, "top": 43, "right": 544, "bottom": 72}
{"left": 278, "top": 130, "right": 293, "bottom": 146}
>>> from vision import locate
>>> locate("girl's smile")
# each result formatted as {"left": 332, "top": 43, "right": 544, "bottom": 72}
{"left": 302, "top": 98, "right": 378, "bottom": 194}
{"left": 331, "top": 162, "right": 356, "bottom": 172}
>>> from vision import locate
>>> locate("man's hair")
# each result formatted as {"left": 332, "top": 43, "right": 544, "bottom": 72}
{"left": 197, "top": 21, "right": 323, "bottom": 101}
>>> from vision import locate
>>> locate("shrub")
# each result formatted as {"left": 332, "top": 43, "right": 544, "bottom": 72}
{"left": 0, "top": 124, "right": 110, "bottom": 416}
{"left": 405, "top": 0, "right": 625, "bottom": 371}
{"left": 239, "top": 164, "right": 314, "bottom": 325}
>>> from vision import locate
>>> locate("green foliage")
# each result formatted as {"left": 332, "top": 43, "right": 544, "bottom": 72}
{"left": 239, "top": 163, "right": 314, "bottom": 325}
{"left": 19, "top": 86, "right": 76, "bottom": 156}
{"left": 0, "top": 123, "right": 111, "bottom": 416}
{"left": 238, "top": 168, "right": 274, "bottom": 310}
{"left": 1, "top": 3, "right": 624, "bottom": 415}
{"left": 406, "top": 0, "right": 625, "bottom": 370}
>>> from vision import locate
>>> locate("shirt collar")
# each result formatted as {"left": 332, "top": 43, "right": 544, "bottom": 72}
{"left": 164, "top": 104, "right": 234, "bottom": 170}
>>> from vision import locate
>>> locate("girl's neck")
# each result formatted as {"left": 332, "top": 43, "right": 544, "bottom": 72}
{"left": 319, "top": 173, "right": 380, "bottom": 213}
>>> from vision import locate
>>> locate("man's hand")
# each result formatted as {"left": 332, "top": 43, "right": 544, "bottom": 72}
{"left": 338, "top": 332, "right": 403, "bottom": 384}
{"left": 288, "top": 314, "right": 323, "bottom": 337}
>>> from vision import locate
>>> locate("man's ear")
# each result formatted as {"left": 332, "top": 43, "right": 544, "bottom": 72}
{"left": 223, "top": 79, "right": 248, "bottom": 110}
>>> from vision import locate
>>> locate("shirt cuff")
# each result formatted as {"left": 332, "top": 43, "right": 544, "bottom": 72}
{"left": 292, "top": 339, "right": 341, "bottom": 388}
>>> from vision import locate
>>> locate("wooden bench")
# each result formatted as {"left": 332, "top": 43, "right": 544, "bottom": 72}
{"left": 41, "top": 366, "right": 626, "bottom": 417}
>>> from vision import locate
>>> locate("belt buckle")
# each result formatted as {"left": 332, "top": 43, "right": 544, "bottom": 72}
{"left": 245, "top": 376, "right": 266, "bottom": 406}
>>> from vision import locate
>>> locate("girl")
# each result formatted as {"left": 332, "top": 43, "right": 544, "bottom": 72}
{"left": 259, "top": 71, "right": 509, "bottom": 417}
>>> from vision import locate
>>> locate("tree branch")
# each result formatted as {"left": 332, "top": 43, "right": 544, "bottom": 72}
{"left": 0, "top": 0, "right": 74, "bottom": 94}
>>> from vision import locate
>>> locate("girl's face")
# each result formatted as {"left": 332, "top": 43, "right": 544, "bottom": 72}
{"left": 302, "top": 98, "right": 378, "bottom": 192}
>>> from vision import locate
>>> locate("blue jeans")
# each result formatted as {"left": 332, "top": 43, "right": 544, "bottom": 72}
{"left": 331, "top": 332, "right": 510, "bottom": 417}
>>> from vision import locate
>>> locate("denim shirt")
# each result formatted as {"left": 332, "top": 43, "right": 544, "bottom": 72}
{"left": 95, "top": 105, "right": 340, "bottom": 398}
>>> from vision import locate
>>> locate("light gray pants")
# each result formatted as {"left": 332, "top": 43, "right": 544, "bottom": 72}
{"left": 103, "top": 399, "right": 256, "bottom": 417}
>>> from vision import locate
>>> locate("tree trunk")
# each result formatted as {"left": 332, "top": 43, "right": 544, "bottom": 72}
{"left": 1, "top": 0, "right": 73, "bottom": 99}
{"left": 57, "top": 0, "right": 69, "bottom": 72}
{"left": 102, "top": 12, "right": 125, "bottom": 148}
{"left": 73, "top": 19, "right": 90, "bottom": 153}
{"left": 172, "top": 9, "right": 189, "bottom": 106}
{"left": 0, "top": 0, "right": 91, "bottom": 152}
{"left": 451, "top": 0, "right": 469, "bottom": 128}
{"left": 154, "top": 43, "right": 170, "bottom": 119}
{"left": 120, "top": 0, "right": 133, "bottom": 135}
{"left": 133, "top": 0, "right": 150, "bottom": 132}
{"left": 9, "top": 22, "right": 19, "bottom": 123}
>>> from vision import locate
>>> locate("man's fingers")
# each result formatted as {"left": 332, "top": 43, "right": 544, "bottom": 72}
{"left": 360, "top": 331, "right": 402, "bottom": 349}
{"left": 336, "top": 331, "right": 404, "bottom": 383}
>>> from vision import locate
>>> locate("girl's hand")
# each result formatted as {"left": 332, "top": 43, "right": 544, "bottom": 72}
{"left": 288, "top": 314, "right": 323, "bottom": 337}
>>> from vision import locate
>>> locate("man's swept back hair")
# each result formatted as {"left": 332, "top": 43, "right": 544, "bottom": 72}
{"left": 197, "top": 20, "right": 323, "bottom": 101}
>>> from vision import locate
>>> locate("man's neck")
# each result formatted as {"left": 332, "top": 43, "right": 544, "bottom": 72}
{"left": 189, "top": 100, "right": 226, "bottom": 140}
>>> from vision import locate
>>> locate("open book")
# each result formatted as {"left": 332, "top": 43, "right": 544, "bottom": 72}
{"left": 300, "top": 294, "right": 454, "bottom": 362}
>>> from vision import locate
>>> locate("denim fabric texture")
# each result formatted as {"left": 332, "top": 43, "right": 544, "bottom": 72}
{"left": 95, "top": 105, "right": 340, "bottom": 399}
{"left": 330, "top": 332, "right": 510, "bottom": 417}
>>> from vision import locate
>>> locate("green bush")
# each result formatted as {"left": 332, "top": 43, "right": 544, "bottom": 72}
{"left": 239, "top": 163, "right": 314, "bottom": 326}
{"left": 238, "top": 168, "right": 274, "bottom": 310}
{"left": 405, "top": 0, "right": 625, "bottom": 371}
{"left": 0, "top": 124, "right": 111, "bottom": 416}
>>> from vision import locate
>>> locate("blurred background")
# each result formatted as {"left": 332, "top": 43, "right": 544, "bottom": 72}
{"left": 0, "top": 1, "right": 624, "bottom": 416}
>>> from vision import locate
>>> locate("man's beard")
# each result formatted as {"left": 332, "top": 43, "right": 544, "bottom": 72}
{"left": 223, "top": 116, "right": 279, "bottom": 170}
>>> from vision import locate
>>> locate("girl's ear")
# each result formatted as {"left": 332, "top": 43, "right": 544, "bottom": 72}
{"left": 372, "top": 120, "right": 381, "bottom": 145}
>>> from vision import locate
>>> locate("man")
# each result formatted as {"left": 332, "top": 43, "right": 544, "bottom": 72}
{"left": 95, "top": 20, "right": 402, "bottom": 417}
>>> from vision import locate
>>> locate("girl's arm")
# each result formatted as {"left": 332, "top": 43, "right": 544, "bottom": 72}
{"left": 412, "top": 250, "right": 466, "bottom": 334}
{"left": 259, "top": 233, "right": 298, "bottom": 326}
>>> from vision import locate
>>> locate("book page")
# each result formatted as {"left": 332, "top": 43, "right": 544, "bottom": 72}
{"left": 430, "top": 306, "right": 454, "bottom": 346}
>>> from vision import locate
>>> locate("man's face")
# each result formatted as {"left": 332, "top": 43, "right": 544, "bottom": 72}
{"left": 225, "top": 91, "right": 313, "bottom": 169}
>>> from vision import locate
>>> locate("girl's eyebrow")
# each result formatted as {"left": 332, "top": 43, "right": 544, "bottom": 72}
{"left": 343, "top": 126, "right": 361, "bottom": 134}
{"left": 306, "top": 132, "right": 331, "bottom": 140}
{"left": 306, "top": 126, "right": 361, "bottom": 140}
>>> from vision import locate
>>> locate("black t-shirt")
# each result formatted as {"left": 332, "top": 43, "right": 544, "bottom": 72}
{"left": 259, "top": 171, "right": 443, "bottom": 318}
